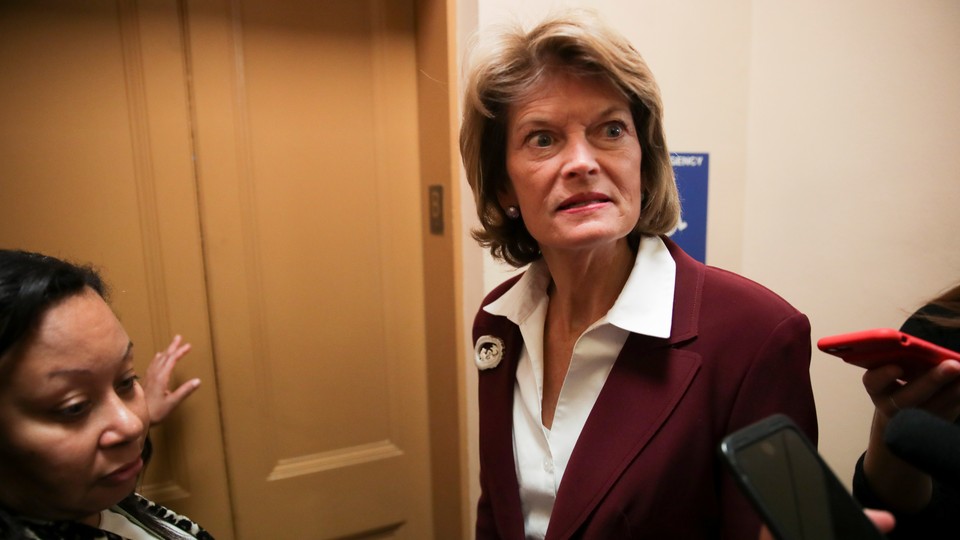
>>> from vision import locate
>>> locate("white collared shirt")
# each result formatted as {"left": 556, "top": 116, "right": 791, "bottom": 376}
{"left": 483, "top": 236, "right": 677, "bottom": 539}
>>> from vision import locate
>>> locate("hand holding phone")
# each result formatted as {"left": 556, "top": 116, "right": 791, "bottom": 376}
{"left": 719, "top": 414, "right": 887, "bottom": 540}
{"left": 817, "top": 328, "right": 959, "bottom": 379}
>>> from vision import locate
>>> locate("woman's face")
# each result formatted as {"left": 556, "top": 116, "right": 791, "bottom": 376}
{"left": 0, "top": 287, "right": 148, "bottom": 523}
{"left": 501, "top": 73, "right": 642, "bottom": 258}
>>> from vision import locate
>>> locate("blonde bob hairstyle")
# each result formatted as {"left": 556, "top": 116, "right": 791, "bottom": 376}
{"left": 459, "top": 11, "right": 680, "bottom": 267}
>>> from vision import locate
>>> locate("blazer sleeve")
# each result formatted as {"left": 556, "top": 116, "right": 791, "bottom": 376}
{"left": 721, "top": 310, "right": 817, "bottom": 539}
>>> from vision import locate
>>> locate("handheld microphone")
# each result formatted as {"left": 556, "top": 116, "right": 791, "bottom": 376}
{"left": 884, "top": 408, "right": 960, "bottom": 489}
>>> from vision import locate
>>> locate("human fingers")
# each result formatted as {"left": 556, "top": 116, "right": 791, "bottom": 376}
{"left": 144, "top": 335, "right": 197, "bottom": 425}
{"left": 756, "top": 510, "right": 893, "bottom": 539}
{"left": 146, "top": 377, "right": 201, "bottom": 425}
{"left": 863, "top": 508, "right": 895, "bottom": 533}
{"left": 862, "top": 364, "right": 905, "bottom": 415}
{"left": 862, "top": 363, "right": 903, "bottom": 394}
{"left": 149, "top": 337, "right": 193, "bottom": 381}
{"left": 915, "top": 361, "right": 960, "bottom": 421}
{"left": 163, "top": 335, "right": 192, "bottom": 366}
{"left": 888, "top": 360, "right": 960, "bottom": 413}
{"left": 166, "top": 378, "right": 202, "bottom": 408}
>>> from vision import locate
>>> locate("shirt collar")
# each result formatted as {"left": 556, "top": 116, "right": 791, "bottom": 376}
{"left": 483, "top": 258, "right": 551, "bottom": 326}
{"left": 607, "top": 235, "right": 675, "bottom": 337}
{"left": 483, "top": 235, "right": 676, "bottom": 338}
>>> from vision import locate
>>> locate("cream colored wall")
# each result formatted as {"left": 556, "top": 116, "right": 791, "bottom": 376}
{"left": 743, "top": 1, "right": 960, "bottom": 485}
{"left": 456, "top": 0, "right": 482, "bottom": 534}
{"left": 457, "top": 0, "right": 959, "bottom": 528}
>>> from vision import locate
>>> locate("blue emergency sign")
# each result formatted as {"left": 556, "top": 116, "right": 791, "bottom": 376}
{"left": 667, "top": 152, "right": 709, "bottom": 263}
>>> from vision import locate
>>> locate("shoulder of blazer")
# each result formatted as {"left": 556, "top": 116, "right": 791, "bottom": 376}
{"left": 663, "top": 235, "right": 802, "bottom": 339}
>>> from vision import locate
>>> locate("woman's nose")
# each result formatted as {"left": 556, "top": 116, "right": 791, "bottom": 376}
{"left": 560, "top": 137, "right": 599, "bottom": 179}
{"left": 99, "top": 394, "right": 146, "bottom": 447}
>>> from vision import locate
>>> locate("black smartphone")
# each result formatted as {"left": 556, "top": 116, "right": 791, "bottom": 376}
{"left": 719, "top": 414, "right": 886, "bottom": 540}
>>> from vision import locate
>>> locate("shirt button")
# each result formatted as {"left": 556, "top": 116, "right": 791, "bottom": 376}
{"left": 543, "top": 459, "right": 554, "bottom": 474}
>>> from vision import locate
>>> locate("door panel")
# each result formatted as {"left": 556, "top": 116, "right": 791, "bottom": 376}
{"left": 1, "top": 0, "right": 439, "bottom": 537}
{"left": 185, "top": 0, "right": 434, "bottom": 537}
{"left": 0, "top": 1, "right": 235, "bottom": 536}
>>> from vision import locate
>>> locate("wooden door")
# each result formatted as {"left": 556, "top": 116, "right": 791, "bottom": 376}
{"left": 185, "top": 0, "right": 435, "bottom": 537}
{"left": 0, "top": 0, "right": 447, "bottom": 538}
{"left": 0, "top": 0, "right": 236, "bottom": 535}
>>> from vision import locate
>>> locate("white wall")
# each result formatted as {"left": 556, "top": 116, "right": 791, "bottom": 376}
{"left": 458, "top": 0, "right": 959, "bottom": 528}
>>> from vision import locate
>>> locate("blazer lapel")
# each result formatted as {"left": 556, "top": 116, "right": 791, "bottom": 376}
{"left": 546, "top": 340, "right": 701, "bottom": 538}
{"left": 545, "top": 236, "right": 706, "bottom": 539}
{"left": 477, "top": 319, "right": 526, "bottom": 539}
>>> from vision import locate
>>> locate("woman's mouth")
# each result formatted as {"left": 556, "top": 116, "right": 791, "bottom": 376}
{"left": 102, "top": 457, "right": 144, "bottom": 485}
{"left": 558, "top": 194, "right": 610, "bottom": 211}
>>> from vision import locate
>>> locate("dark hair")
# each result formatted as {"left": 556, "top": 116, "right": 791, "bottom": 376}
{"left": 0, "top": 249, "right": 106, "bottom": 361}
{"left": 921, "top": 282, "right": 960, "bottom": 329}
{"left": 0, "top": 250, "right": 199, "bottom": 540}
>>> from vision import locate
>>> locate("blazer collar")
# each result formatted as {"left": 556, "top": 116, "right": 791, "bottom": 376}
{"left": 661, "top": 235, "right": 703, "bottom": 345}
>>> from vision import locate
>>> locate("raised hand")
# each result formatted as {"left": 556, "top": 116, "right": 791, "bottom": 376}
{"left": 144, "top": 334, "right": 201, "bottom": 425}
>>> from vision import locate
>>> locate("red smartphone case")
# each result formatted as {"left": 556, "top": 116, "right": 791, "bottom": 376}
{"left": 817, "top": 328, "right": 960, "bottom": 378}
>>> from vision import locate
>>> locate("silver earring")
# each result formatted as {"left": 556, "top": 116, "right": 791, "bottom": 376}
{"left": 505, "top": 205, "right": 520, "bottom": 219}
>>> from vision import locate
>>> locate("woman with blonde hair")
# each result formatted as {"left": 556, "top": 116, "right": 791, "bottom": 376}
{"left": 462, "top": 10, "right": 817, "bottom": 539}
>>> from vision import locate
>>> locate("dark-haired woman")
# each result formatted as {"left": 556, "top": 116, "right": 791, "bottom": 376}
{"left": 0, "top": 249, "right": 212, "bottom": 539}
{"left": 853, "top": 283, "right": 960, "bottom": 539}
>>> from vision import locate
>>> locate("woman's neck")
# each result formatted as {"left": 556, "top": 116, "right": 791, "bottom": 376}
{"left": 542, "top": 239, "right": 636, "bottom": 334}
{"left": 79, "top": 511, "right": 102, "bottom": 528}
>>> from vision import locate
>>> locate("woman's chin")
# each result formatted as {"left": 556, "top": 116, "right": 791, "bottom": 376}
{"left": 540, "top": 231, "right": 633, "bottom": 256}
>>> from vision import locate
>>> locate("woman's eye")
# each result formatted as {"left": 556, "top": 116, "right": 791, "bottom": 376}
{"left": 603, "top": 123, "right": 624, "bottom": 138}
{"left": 117, "top": 375, "right": 140, "bottom": 394}
{"left": 58, "top": 401, "right": 91, "bottom": 419}
{"left": 528, "top": 132, "right": 553, "bottom": 148}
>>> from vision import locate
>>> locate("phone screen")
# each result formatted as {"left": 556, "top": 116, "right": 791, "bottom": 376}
{"left": 722, "top": 417, "right": 885, "bottom": 540}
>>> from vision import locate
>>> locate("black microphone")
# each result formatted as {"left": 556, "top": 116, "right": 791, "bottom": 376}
{"left": 885, "top": 408, "right": 960, "bottom": 489}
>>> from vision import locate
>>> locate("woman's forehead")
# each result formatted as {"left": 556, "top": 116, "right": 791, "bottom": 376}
{"left": 508, "top": 73, "right": 628, "bottom": 121}
{"left": 14, "top": 291, "right": 129, "bottom": 374}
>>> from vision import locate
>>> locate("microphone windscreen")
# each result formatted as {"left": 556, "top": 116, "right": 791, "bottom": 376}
{"left": 885, "top": 408, "right": 960, "bottom": 490}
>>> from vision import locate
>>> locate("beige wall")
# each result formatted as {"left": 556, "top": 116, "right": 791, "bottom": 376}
{"left": 455, "top": 0, "right": 482, "bottom": 533}
{"left": 457, "top": 0, "right": 960, "bottom": 520}
{"left": 744, "top": 0, "right": 960, "bottom": 486}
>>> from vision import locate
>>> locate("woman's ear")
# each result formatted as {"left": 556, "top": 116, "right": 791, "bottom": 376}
{"left": 496, "top": 182, "right": 517, "bottom": 212}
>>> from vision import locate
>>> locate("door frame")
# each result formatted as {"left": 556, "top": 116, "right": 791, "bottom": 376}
{"left": 414, "top": 0, "right": 472, "bottom": 538}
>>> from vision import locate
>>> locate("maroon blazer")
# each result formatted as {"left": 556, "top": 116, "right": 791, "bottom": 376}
{"left": 473, "top": 237, "right": 817, "bottom": 539}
